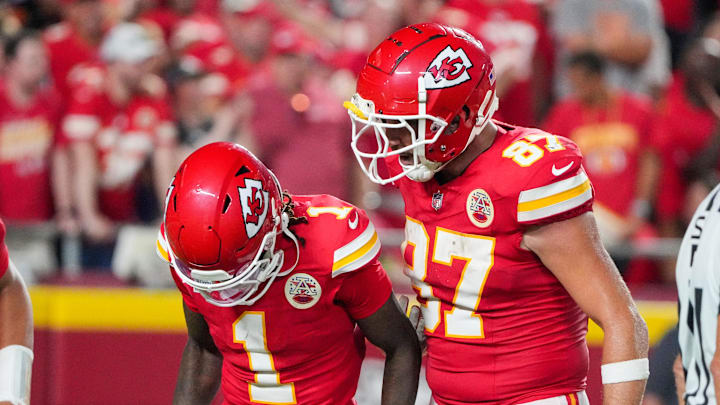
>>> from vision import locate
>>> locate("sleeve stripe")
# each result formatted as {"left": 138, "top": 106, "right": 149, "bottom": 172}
{"left": 518, "top": 180, "right": 591, "bottom": 212}
{"left": 518, "top": 170, "right": 589, "bottom": 203}
{"left": 332, "top": 236, "right": 381, "bottom": 277}
{"left": 333, "top": 223, "right": 376, "bottom": 262}
{"left": 332, "top": 231, "right": 380, "bottom": 273}
{"left": 156, "top": 228, "right": 171, "bottom": 263}
{"left": 517, "top": 186, "right": 593, "bottom": 223}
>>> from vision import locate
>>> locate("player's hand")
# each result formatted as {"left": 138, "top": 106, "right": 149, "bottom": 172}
{"left": 397, "top": 294, "right": 426, "bottom": 353}
{"left": 673, "top": 354, "right": 686, "bottom": 405}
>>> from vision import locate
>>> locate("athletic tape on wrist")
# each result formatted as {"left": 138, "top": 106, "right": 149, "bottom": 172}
{"left": 601, "top": 358, "right": 649, "bottom": 384}
{"left": 0, "top": 344, "right": 33, "bottom": 405}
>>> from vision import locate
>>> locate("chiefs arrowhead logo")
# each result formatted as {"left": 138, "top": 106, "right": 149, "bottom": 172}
{"left": 237, "top": 178, "right": 269, "bottom": 238}
{"left": 424, "top": 46, "right": 473, "bottom": 89}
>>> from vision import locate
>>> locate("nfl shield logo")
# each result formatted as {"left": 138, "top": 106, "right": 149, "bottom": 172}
{"left": 432, "top": 191, "right": 443, "bottom": 211}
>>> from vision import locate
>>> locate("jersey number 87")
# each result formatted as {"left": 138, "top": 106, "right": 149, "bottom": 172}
{"left": 404, "top": 217, "right": 495, "bottom": 338}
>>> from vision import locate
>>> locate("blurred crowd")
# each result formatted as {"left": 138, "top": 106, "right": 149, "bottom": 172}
{"left": 0, "top": 0, "right": 719, "bottom": 294}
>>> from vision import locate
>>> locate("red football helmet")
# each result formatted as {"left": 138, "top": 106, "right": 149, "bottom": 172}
{"left": 163, "top": 142, "right": 297, "bottom": 306}
{"left": 346, "top": 22, "right": 498, "bottom": 184}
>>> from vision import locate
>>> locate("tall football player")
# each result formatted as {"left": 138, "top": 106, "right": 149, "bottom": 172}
{"left": 0, "top": 218, "right": 33, "bottom": 405}
{"left": 675, "top": 183, "right": 720, "bottom": 404}
{"left": 346, "top": 23, "right": 649, "bottom": 404}
{"left": 156, "top": 142, "right": 421, "bottom": 405}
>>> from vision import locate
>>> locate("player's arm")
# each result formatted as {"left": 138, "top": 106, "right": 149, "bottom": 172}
{"left": 0, "top": 261, "right": 33, "bottom": 405}
{"left": 356, "top": 294, "right": 422, "bottom": 405}
{"left": 173, "top": 302, "right": 222, "bottom": 405}
{"left": 673, "top": 353, "right": 685, "bottom": 405}
{"left": 328, "top": 204, "right": 420, "bottom": 404}
{"left": 522, "top": 212, "right": 649, "bottom": 405}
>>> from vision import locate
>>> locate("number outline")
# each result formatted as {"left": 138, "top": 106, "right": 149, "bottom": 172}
{"left": 232, "top": 311, "right": 297, "bottom": 405}
{"left": 306, "top": 206, "right": 353, "bottom": 219}
{"left": 431, "top": 226, "right": 495, "bottom": 338}
{"left": 502, "top": 140, "right": 545, "bottom": 167}
{"left": 405, "top": 216, "right": 441, "bottom": 333}
{"left": 405, "top": 217, "right": 495, "bottom": 339}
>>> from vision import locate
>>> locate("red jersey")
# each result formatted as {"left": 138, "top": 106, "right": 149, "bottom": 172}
{"left": 44, "top": 23, "right": 98, "bottom": 102}
{"left": 157, "top": 194, "right": 392, "bottom": 405}
{"left": 543, "top": 92, "right": 653, "bottom": 217}
{"left": 394, "top": 122, "right": 592, "bottom": 404}
{"left": 0, "top": 218, "right": 8, "bottom": 279}
{"left": 652, "top": 73, "right": 718, "bottom": 221}
{"left": 0, "top": 81, "right": 62, "bottom": 222}
{"left": 62, "top": 63, "right": 176, "bottom": 221}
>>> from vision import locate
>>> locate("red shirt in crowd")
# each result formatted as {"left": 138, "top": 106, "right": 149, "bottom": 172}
{"left": 44, "top": 22, "right": 98, "bottom": 102}
{"left": 543, "top": 92, "right": 653, "bottom": 217}
{"left": 62, "top": 63, "right": 176, "bottom": 221}
{"left": 652, "top": 73, "right": 718, "bottom": 221}
{"left": 0, "top": 80, "right": 62, "bottom": 223}
{"left": 659, "top": 0, "right": 694, "bottom": 32}
{"left": 171, "top": 13, "right": 253, "bottom": 96}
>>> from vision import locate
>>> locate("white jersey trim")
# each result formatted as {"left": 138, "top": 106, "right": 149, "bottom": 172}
{"left": 517, "top": 170, "right": 592, "bottom": 223}
{"left": 332, "top": 222, "right": 380, "bottom": 277}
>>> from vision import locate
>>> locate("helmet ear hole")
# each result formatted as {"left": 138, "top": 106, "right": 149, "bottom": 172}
{"left": 445, "top": 115, "right": 461, "bottom": 135}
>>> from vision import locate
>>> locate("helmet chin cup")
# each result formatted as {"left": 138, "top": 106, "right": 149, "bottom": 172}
{"left": 406, "top": 165, "right": 435, "bottom": 182}
{"left": 402, "top": 157, "right": 441, "bottom": 182}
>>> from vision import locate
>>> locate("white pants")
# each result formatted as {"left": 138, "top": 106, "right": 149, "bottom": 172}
{"left": 430, "top": 391, "right": 590, "bottom": 405}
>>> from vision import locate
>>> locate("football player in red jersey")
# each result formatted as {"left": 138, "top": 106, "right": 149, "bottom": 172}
{"left": 156, "top": 142, "right": 421, "bottom": 405}
{"left": 346, "top": 23, "right": 649, "bottom": 405}
{"left": 0, "top": 218, "right": 34, "bottom": 405}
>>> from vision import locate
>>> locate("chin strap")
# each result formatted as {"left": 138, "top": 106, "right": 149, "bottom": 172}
{"left": 277, "top": 212, "right": 299, "bottom": 277}
{"left": 240, "top": 214, "right": 300, "bottom": 306}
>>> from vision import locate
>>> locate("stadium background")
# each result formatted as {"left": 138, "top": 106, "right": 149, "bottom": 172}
{"left": 0, "top": 0, "right": 717, "bottom": 403}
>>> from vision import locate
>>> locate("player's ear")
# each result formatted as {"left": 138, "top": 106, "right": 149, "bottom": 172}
{"left": 445, "top": 114, "right": 462, "bottom": 135}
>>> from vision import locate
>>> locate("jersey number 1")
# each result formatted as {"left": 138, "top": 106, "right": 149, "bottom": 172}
{"left": 233, "top": 312, "right": 296, "bottom": 404}
{"left": 405, "top": 217, "right": 495, "bottom": 338}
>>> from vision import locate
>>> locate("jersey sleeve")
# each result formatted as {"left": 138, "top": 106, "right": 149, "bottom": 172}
{"left": 328, "top": 205, "right": 382, "bottom": 278}
{"left": 334, "top": 259, "right": 393, "bottom": 320}
{"left": 0, "top": 219, "right": 8, "bottom": 279}
{"left": 515, "top": 135, "right": 594, "bottom": 226}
